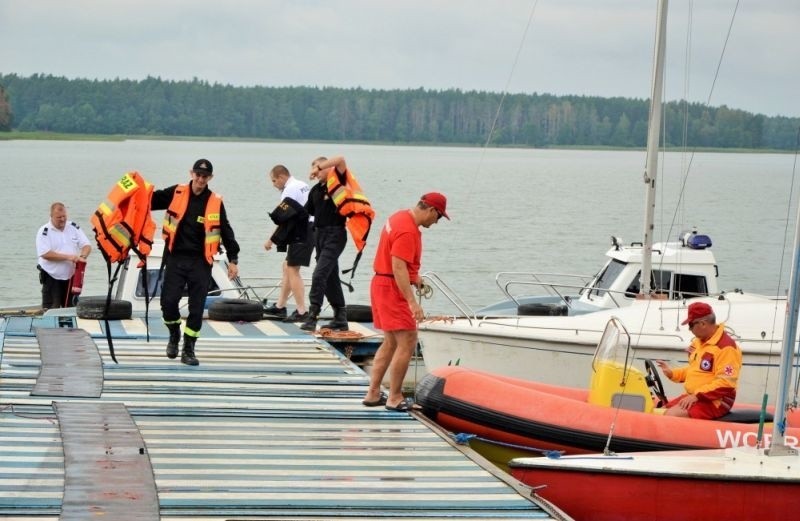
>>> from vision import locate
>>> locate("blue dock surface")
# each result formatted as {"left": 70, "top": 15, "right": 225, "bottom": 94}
{"left": 0, "top": 313, "right": 569, "bottom": 520}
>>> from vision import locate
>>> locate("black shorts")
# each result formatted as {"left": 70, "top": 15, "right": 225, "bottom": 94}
{"left": 286, "top": 223, "right": 314, "bottom": 267}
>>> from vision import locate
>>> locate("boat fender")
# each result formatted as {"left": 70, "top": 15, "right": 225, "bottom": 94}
{"left": 76, "top": 296, "right": 133, "bottom": 320}
{"left": 208, "top": 298, "right": 264, "bottom": 322}
{"left": 345, "top": 304, "right": 373, "bottom": 323}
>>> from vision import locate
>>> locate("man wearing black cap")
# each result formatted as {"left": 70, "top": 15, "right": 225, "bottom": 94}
{"left": 151, "top": 159, "right": 241, "bottom": 365}
{"left": 361, "top": 192, "right": 449, "bottom": 412}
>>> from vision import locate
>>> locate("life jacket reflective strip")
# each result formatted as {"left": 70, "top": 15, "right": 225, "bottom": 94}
{"left": 162, "top": 184, "right": 223, "bottom": 265}
{"left": 325, "top": 168, "right": 375, "bottom": 288}
{"left": 91, "top": 171, "right": 156, "bottom": 263}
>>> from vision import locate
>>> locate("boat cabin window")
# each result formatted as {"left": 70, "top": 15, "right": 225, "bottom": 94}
{"left": 623, "top": 270, "right": 708, "bottom": 299}
{"left": 673, "top": 273, "right": 709, "bottom": 298}
{"left": 589, "top": 259, "right": 627, "bottom": 297}
{"left": 625, "top": 269, "right": 672, "bottom": 297}
{"left": 135, "top": 269, "right": 219, "bottom": 298}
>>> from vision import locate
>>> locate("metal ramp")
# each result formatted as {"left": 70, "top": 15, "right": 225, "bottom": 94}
{"left": 32, "top": 328, "right": 103, "bottom": 397}
{"left": 55, "top": 401, "right": 159, "bottom": 520}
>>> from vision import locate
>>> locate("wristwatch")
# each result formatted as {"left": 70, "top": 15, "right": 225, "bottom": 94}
{"left": 229, "top": 259, "right": 238, "bottom": 265}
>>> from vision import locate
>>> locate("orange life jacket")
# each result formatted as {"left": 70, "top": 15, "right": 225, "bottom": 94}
{"left": 325, "top": 168, "right": 375, "bottom": 285}
{"left": 91, "top": 171, "right": 156, "bottom": 263}
{"left": 162, "top": 184, "right": 223, "bottom": 265}
{"left": 326, "top": 168, "right": 375, "bottom": 253}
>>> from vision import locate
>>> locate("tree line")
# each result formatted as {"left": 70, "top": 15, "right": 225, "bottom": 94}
{"left": 0, "top": 73, "right": 797, "bottom": 150}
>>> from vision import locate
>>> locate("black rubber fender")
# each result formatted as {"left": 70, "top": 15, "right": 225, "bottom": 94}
{"left": 76, "top": 296, "right": 133, "bottom": 320}
{"left": 346, "top": 304, "right": 373, "bottom": 322}
{"left": 517, "top": 302, "right": 568, "bottom": 316}
{"left": 208, "top": 298, "right": 264, "bottom": 322}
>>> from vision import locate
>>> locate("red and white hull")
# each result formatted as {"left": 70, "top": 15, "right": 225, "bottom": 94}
{"left": 510, "top": 447, "right": 800, "bottom": 521}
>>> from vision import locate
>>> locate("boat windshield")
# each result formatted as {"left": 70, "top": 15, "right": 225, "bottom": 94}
{"left": 592, "top": 317, "right": 632, "bottom": 369}
{"left": 588, "top": 259, "right": 627, "bottom": 297}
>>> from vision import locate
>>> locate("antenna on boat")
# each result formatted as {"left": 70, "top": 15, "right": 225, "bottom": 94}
{"left": 639, "top": 0, "right": 668, "bottom": 297}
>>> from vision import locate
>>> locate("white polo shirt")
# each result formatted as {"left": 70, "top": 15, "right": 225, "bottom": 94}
{"left": 281, "top": 175, "right": 310, "bottom": 205}
{"left": 281, "top": 175, "right": 312, "bottom": 222}
{"left": 36, "top": 221, "right": 91, "bottom": 280}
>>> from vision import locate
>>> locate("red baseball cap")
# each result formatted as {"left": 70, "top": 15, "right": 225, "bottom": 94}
{"left": 681, "top": 302, "right": 714, "bottom": 325}
{"left": 421, "top": 192, "right": 450, "bottom": 220}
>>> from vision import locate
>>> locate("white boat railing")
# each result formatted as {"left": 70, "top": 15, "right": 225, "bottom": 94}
{"left": 421, "top": 271, "right": 477, "bottom": 325}
{"left": 497, "top": 273, "right": 725, "bottom": 311}
{"left": 232, "top": 276, "right": 301, "bottom": 303}
{"left": 495, "top": 271, "right": 595, "bottom": 304}
{"left": 473, "top": 318, "right": 688, "bottom": 345}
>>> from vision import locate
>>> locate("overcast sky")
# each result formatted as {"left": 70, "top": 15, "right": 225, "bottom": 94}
{"left": 1, "top": 0, "right": 797, "bottom": 117}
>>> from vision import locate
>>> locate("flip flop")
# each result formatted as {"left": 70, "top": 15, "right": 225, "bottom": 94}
{"left": 385, "top": 400, "right": 411, "bottom": 412}
{"left": 362, "top": 392, "right": 387, "bottom": 407}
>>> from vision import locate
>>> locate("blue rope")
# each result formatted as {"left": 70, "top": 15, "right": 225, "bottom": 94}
{"left": 450, "top": 432, "right": 564, "bottom": 458}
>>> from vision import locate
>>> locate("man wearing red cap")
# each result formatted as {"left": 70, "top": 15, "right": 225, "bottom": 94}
{"left": 362, "top": 192, "right": 449, "bottom": 411}
{"left": 656, "top": 302, "right": 742, "bottom": 419}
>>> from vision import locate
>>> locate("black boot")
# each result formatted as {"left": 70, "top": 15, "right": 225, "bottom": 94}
{"left": 322, "top": 306, "right": 349, "bottom": 331}
{"left": 300, "top": 305, "right": 321, "bottom": 332}
{"left": 181, "top": 334, "right": 199, "bottom": 366}
{"left": 166, "top": 323, "right": 181, "bottom": 359}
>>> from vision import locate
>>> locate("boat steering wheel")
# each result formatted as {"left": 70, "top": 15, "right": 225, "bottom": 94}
{"left": 644, "top": 359, "right": 669, "bottom": 408}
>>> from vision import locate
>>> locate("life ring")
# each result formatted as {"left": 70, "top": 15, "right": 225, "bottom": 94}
{"left": 76, "top": 296, "right": 133, "bottom": 320}
{"left": 345, "top": 304, "right": 373, "bottom": 322}
{"left": 517, "top": 302, "right": 568, "bottom": 316}
{"left": 208, "top": 298, "right": 264, "bottom": 322}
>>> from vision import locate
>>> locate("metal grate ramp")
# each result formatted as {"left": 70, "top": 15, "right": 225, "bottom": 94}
{"left": 31, "top": 328, "right": 103, "bottom": 397}
{"left": 55, "top": 401, "right": 158, "bottom": 520}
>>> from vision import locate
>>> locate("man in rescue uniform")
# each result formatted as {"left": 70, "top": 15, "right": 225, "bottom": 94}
{"left": 656, "top": 302, "right": 743, "bottom": 419}
{"left": 300, "top": 156, "right": 350, "bottom": 332}
{"left": 36, "top": 202, "right": 91, "bottom": 309}
{"left": 151, "top": 159, "right": 240, "bottom": 365}
{"left": 361, "top": 193, "right": 449, "bottom": 412}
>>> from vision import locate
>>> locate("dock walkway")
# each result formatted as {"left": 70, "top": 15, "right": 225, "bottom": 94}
{"left": 0, "top": 313, "right": 569, "bottom": 520}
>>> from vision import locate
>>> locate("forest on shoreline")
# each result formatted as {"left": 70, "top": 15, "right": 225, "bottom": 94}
{"left": 0, "top": 73, "right": 797, "bottom": 151}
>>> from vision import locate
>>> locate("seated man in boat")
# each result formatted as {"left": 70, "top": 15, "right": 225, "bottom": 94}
{"left": 656, "top": 302, "right": 742, "bottom": 419}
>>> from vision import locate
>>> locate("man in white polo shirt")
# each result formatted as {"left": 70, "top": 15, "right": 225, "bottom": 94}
{"left": 263, "top": 164, "right": 313, "bottom": 322}
{"left": 36, "top": 202, "right": 91, "bottom": 309}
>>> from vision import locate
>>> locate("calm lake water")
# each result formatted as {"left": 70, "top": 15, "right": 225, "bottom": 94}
{"left": 2, "top": 139, "right": 797, "bottom": 311}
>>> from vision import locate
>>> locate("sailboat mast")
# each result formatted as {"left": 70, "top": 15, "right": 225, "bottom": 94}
{"left": 767, "top": 196, "right": 800, "bottom": 455}
{"left": 640, "top": 0, "right": 668, "bottom": 295}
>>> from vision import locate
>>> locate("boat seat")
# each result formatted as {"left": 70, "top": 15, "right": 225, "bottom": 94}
{"left": 715, "top": 409, "right": 774, "bottom": 424}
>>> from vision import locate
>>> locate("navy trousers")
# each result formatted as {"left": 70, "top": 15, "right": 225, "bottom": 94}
{"left": 309, "top": 226, "right": 347, "bottom": 309}
{"left": 160, "top": 254, "right": 212, "bottom": 335}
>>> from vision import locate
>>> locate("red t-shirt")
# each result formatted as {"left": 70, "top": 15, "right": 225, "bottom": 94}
{"left": 372, "top": 209, "right": 422, "bottom": 284}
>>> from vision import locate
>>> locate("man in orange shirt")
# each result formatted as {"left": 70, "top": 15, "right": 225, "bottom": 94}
{"left": 656, "top": 302, "right": 742, "bottom": 419}
{"left": 361, "top": 193, "right": 449, "bottom": 412}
